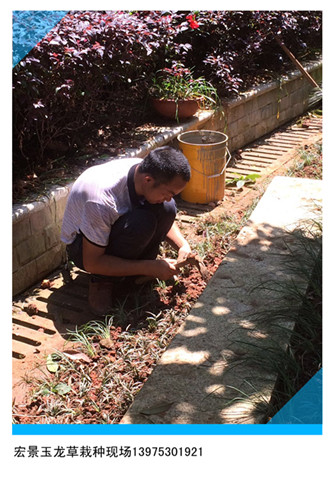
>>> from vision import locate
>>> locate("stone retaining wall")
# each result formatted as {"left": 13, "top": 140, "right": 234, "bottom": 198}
{"left": 12, "top": 60, "right": 322, "bottom": 296}
{"left": 12, "top": 185, "right": 71, "bottom": 295}
{"left": 201, "top": 60, "right": 322, "bottom": 152}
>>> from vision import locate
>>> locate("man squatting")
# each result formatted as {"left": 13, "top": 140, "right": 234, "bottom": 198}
{"left": 61, "top": 146, "right": 193, "bottom": 315}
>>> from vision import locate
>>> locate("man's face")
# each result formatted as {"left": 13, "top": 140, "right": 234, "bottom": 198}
{"left": 143, "top": 175, "right": 188, "bottom": 204}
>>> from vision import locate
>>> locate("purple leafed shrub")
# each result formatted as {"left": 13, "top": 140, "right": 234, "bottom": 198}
{"left": 13, "top": 10, "right": 321, "bottom": 180}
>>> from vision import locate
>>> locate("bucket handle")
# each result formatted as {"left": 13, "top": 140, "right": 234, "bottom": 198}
{"left": 208, "top": 147, "right": 232, "bottom": 179}
{"left": 189, "top": 147, "right": 232, "bottom": 179}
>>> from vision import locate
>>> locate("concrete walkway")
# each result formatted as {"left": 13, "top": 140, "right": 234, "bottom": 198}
{"left": 121, "top": 176, "right": 322, "bottom": 424}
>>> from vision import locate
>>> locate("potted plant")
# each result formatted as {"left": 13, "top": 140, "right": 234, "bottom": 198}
{"left": 149, "top": 62, "right": 219, "bottom": 121}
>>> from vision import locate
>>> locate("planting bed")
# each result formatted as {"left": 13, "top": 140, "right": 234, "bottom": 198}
{"left": 12, "top": 216, "right": 237, "bottom": 423}
{"left": 12, "top": 113, "right": 322, "bottom": 424}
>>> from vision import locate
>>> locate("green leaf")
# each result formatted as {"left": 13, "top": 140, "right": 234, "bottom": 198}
{"left": 54, "top": 383, "right": 71, "bottom": 395}
{"left": 227, "top": 173, "right": 261, "bottom": 188}
{"left": 46, "top": 354, "right": 59, "bottom": 373}
{"left": 41, "top": 388, "right": 51, "bottom": 396}
{"left": 245, "top": 174, "right": 261, "bottom": 181}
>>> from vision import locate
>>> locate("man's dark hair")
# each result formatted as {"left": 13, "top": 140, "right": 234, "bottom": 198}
{"left": 138, "top": 146, "right": 191, "bottom": 184}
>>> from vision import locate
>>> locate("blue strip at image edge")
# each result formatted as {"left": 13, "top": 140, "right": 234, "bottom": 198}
{"left": 12, "top": 424, "right": 322, "bottom": 435}
{"left": 12, "top": 10, "right": 68, "bottom": 66}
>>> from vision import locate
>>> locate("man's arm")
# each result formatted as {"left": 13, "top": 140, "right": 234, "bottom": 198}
{"left": 82, "top": 235, "right": 177, "bottom": 280}
{"left": 165, "top": 221, "right": 192, "bottom": 261}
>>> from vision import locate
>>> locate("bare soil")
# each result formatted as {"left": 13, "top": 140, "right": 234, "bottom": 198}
{"left": 13, "top": 236, "right": 229, "bottom": 423}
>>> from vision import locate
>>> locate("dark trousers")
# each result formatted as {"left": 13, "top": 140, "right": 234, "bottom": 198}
{"left": 66, "top": 200, "right": 177, "bottom": 277}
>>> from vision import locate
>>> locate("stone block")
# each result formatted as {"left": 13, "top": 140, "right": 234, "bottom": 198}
{"left": 229, "top": 134, "right": 246, "bottom": 152}
{"left": 245, "top": 129, "right": 258, "bottom": 145}
{"left": 12, "top": 248, "right": 19, "bottom": 273}
{"left": 228, "top": 101, "right": 252, "bottom": 122}
{"left": 255, "top": 121, "right": 271, "bottom": 139}
{"left": 16, "top": 234, "right": 46, "bottom": 266}
{"left": 35, "top": 243, "right": 65, "bottom": 279}
{"left": 54, "top": 188, "right": 71, "bottom": 223}
{"left": 277, "top": 108, "right": 294, "bottom": 125}
{"left": 268, "top": 114, "right": 281, "bottom": 130}
{"left": 278, "top": 93, "right": 293, "bottom": 113}
{"left": 13, "top": 260, "right": 38, "bottom": 296}
{"left": 285, "top": 76, "right": 303, "bottom": 94}
{"left": 246, "top": 108, "right": 262, "bottom": 126}
{"left": 227, "top": 115, "right": 250, "bottom": 138}
{"left": 12, "top": 217, "right": 31, "bottom": 247}
{"left": 293, "top": 101, "right": 307, "bottom": 117}
{"left": 48, "top": 198, "right": 57, "bottom": 223}
{"left": 256, "top": 88, "right": 279, "bottom": 109}
{"left": 289, "top": 88, "right": 307, "bottom": 108}
{"left": 29, "top": 205, "right": 54, "bottom": 233}
{"left": 43, "top": 224, "right": 60, "bottom": 249}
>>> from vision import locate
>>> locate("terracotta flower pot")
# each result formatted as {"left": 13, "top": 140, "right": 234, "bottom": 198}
{"left": 151, "top": 98, "right": 199, "bottom": 119}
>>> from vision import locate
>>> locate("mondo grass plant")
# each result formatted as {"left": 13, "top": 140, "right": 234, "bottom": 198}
{"left": 149, "top": 62, "right": 219, "bottom": 120}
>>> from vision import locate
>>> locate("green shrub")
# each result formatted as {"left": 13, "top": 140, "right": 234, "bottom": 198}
{"left": 13, "top": 10, "right": 322, "bottom": 179}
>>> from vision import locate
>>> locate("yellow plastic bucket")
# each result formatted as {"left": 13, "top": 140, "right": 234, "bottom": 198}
{"left": 177, "top": 130, "right": 231, "bottom": 204}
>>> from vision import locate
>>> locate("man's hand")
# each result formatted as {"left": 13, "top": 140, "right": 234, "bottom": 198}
{"left": 166, "top": 222, "right": 192, "bottom": 263}
{"left": 151, "top": 258, "right": 178, "bottom": 281}
{"left": 177, "top": 242, "right": 192, "bottom": 262}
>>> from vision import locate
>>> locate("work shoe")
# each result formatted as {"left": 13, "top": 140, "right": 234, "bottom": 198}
{"left": 88, "top": 277, "right": 114, "bottom": 316}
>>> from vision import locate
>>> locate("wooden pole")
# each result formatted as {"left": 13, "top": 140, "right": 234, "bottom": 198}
{"left": 273, "top": 34, "right": 319, "bottom": 88}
